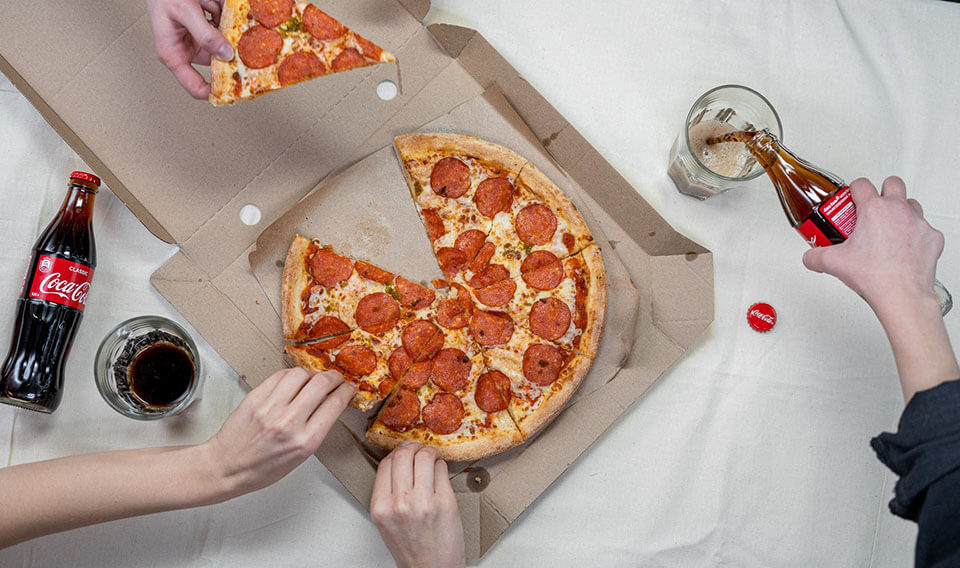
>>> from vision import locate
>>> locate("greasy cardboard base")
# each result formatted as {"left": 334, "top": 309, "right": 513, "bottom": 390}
{"left": 1, "top": 1, "right": 713, "bottom": 558}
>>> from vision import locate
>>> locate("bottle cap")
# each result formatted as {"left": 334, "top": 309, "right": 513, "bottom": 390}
{"left": 747, "top": 302, "right": 776, "bottom": 332}
{"left": 70, "top": 171, "right": 101, "bottom": 186}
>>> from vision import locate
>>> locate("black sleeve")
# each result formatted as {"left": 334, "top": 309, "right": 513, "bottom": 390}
{"left": 871, "top": 379, "right": 960, "bottom": 567}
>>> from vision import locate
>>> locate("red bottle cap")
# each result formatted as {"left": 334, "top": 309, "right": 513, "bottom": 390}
{"left": 747, "top": 302, "right": 776, "bottom": 332}
{"left": 70, "top": 171, "right": 101, "bottom": 186}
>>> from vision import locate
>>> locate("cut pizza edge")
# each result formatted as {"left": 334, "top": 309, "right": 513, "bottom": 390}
{"left": 284, "top": 339, "right": 391, "bottom": 412}
{"left": 210, "top": 0, "right": 396, "bottom": 106}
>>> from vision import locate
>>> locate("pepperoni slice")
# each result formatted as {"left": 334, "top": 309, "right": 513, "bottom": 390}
{"left": 529, "top": 297, "right": 572, "bottom": 341}
{"left": 469, "top": 310, "right": 514, "bottom": 346}
{"left": 469, "top": 241, "right": 495, "bottom": 273}
{"left": 355, "top": 292, "right": 400, "bottom": 334}
{"left": 354, "top": 33, "right": 383, "bottom": 61}
{"left": 476, "top": 370, "right": 511, "bottom": 413}
{"left": 430, "top": 348, "right": 472, "bottom": 392}
{"left": 520, "top": 250, "right": 563, "bottom": 290}
{"left": 396, "top": 277, "right": 436, "bottom": 309}
{"left": 401, "top": 320, "right": 442, "bottom": 361}
{"left": 422, "top": 393, "right": 465, "bottom": 435}
{"left": 387, "top": 347, "right": 411, "bottom": 380}
{"left": 436, "top": 247, "right": 468, "bottom": 276}
{"left": 562, "top": 232, "right": 576, "bottom": 253}
{"left": 335, "top": 345, "right": 377, "bottom": 376}
{"left": 298, "top": 315, "right": 350, "bottom": 347}
{"left": 522, "top": 344, "right": 564, "bottom": 386}
{"left": 515, "top": 203, "right": 557, "bottom": 245}
{"left": 455, "top": 230, "right": 486, "bottom": 261}
{"left": 380, "top": 388, "right": 419, "bottom": 432}
{"left": 249, "top": 0, "right": 294, "bottom": 27}
{"left": 355, "top": 261, "right": 395, "bottom": 284}
{"left": 437, "top": 284, "right": 473, "bottom": 329}
{"left": 474, "top": 278, "right": 516, "bottom": 307}
{"left": 475, "top": 177, "right": 514, "bottom": 217}
{"left": 332, "top": 48, "right": 367, "bottom": 72}
{"left": 237, "top": 25, "right": 283, "bottom": 69}
{"left": 469, "top": 264, "right": 510, "bottom": 289}
{"left": 378, "top": 377, "right": 397, "bottom": 398}
{"left": 308, "top": 247, "right": 354, "bottom": 287}
{"left": 430, "top": 157, "right": 471, "bottom": 199}
{"left": 278, "top": 51, "right": 326, "bottom": 86}
{"left": 302, "top": 4, "right": 345, "bottom": 40}
{"left": 403, "top": 360, "right": 432, "bottom": 389}
{"left": 422, "top": 208, "right": 446, "bottom": 242}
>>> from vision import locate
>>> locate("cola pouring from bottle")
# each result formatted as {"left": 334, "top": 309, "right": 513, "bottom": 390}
{"left": 707, "top": 129, "right": 952, "bottom": 315}
{"left": 0, "top": 172, "right": 100, "bottom": 413}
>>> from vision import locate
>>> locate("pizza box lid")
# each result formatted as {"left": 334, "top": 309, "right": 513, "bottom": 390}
{"left": 0, "top": 0, "right": 713, "bottom": 559}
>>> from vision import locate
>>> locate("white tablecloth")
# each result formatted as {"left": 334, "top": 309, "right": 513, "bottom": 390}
{"left": 2, "top": 1, "right": 958, "bottom": 566}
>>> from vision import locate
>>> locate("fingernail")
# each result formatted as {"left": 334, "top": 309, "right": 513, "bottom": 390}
{"left": 218, "top": 44, "right": 234, "bottom": 61}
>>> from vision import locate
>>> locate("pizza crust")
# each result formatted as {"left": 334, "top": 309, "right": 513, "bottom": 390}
{"left": 280, "top": 234, "right": 313, "bottom": 341}
{"left": 574, "top": 244, "right": 607, "bottom": 360}
{"left": 366, "top": 419, "right": 523, "bottom": 462}
{"left": 208, "top": 0, "right": 244, "bottom": 105}
{"left": 394, "top": 133, "right": 528, "bottom": 176}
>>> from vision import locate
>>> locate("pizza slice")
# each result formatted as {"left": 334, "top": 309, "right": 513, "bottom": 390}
{"left": 282, "top": 235, "right": 437, "bottom": 342}
{"left": 479, "top": 325, "right": 591, "bottom": 439}
{"left": 285, "top": 325, "right": 402, "bottom": 411}
{"left": 210, "top": 0, "right": 395, "bottom": 105}
{"left": 366, "top": 324, "right": 523, "bottom": 461}
{"left": 393, "top": 134, "right": 526, "bottom": 280}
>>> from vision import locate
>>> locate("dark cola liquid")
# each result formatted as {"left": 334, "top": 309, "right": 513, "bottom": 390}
{"left": 114, "top": 331, "right": 195, "bottom": 409}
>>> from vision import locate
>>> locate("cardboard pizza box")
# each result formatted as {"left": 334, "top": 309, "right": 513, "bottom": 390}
{"left": 0, "top": 0, "right": 713, "bottom": 558}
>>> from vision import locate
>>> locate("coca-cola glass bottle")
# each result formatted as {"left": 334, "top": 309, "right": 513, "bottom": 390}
{"left": 0, "top": 171, "right": 100, "bottom": 412}
{"left": 713, "top": 130, "right": 952, "bottom": 315}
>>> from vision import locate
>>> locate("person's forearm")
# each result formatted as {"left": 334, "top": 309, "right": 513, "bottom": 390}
{"left": 0, "top": 442, "right": 230, "bottom": 549}
{"left": 875, "top": 291, "right": 960, "bottom": 403}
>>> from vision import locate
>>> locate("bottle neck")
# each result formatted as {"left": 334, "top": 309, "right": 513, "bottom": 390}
{"left": 59, "top": 182, "right": 97, "bottom": 227}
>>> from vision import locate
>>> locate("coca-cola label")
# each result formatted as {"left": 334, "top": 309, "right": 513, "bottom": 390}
{"left": 818, "top": 186, "right": 857, "bottom": 238}
{"left": 27, "top": 255, "right": 94, "bottom": 310}
{"left": 796, "top": 219, "right": 833, "bottom": 248}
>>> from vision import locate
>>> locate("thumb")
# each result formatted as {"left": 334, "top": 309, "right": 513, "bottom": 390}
{"left": 802, "top": 246, "right": 830, "bottom": 274}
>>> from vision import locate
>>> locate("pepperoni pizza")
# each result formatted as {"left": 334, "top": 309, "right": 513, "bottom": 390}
{"left": 210, "top": 0, "right": 395, "bottom": 105}
{"left": 280, "top": 134, "right": 606, "bottom": 460}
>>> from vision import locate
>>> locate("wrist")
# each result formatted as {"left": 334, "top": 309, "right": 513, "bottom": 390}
{"left": 870, "top": 286, "right": 941, "bottom": 327}
{"left": 191, "top": 440, "right": 241, "bottom": 503}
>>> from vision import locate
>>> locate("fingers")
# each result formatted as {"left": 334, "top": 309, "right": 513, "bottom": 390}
{"left": 304, "top": 381, "right": 356, "bottom": 439}
{"left": 201, "top": 0, "right": 222, "bottom": 26}
{"left": 290, "top": 371, "right": 345, "bottom": 420}
{"left": 414, "top": 447, "right": 439, "bottom": 494}
{"left": 372, "top": 454, "right": 394, "bottom": 506}
{"left": 268, "top": 366, "right": 313, "bottom": 403}
{"left": 167, "top": 61, "right": 212, "bottom": 99}
{"left": 802, "top": 246, "right": 829, "bottom": 274}
{"left": 390, "top": 443, "right": 420, "bottom": 493}
{"left": 245, "top": 366, "right": 302, "bottom": 404}
{"left": 192, "top": 50, "right": 213, "bottom": 66}
{"left": 847, "top": 177, "right": 879, "bottom": 207}
{"left": 880, "top": 176, "right": 907, "bottom": 201}
{"left": 178, "top": 2, "right": 234, "bottom": 61}
{"left": 433, "top": 459, "right": 454, "bottom": 497}
{"left": 907, "top": 198, "right": 924, "bottom": 217}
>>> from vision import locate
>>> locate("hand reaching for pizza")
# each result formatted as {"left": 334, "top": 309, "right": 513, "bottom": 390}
{"left": 204, "top": 367, "right": 356, "bottom": 497}
{"left": 147, "top": 0, "right": 234, "bottom": 99}
{"left": 371, "top": 443, "right": 466, "bottom": 568}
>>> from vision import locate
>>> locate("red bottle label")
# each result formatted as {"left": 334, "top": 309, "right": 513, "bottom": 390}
{"left": 795, "top": 186, "right": 857, "bottom": 247}
{"left": 27, "top": 255, "right": 94, "bottom": 311}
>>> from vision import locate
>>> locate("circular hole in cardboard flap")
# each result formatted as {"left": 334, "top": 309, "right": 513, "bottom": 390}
{"left": 376, "top": 80, "right": 398, "bottom": 101}
{"left": 239, "top": 204, "right": 262, "bottom": 226}
{"left": 465, "top": 467, "right": 490, "bottom": 492}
